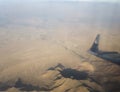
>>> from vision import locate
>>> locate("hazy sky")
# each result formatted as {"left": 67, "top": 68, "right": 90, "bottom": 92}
{"left": 0, "top": 0, "right": 120, "bottom": 29}
{"left": 65, "top": 0, "right": 119, "bottom": 2}
{"left": 0, "top": 0, "right": 120, "bottom": 2}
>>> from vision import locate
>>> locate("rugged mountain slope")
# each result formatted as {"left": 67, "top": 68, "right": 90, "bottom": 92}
{"left": 1, "top": 62, "right": 119, "bottom": 92}
{"left": 34, "top": 62, "right": 120, "bottom": 92}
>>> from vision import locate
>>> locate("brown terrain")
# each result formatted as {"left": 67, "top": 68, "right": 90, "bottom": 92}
{"left": 0, "top": 1, "right": 120, "bottom": 92}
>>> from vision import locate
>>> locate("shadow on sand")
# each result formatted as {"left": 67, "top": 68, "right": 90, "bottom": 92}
{"left": 60, "top": 68, "right": 88, "bottom": 80}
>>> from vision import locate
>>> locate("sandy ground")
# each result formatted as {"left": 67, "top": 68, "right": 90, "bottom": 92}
{"left": 0, "top": 1, "right": 120, "bottom": 92}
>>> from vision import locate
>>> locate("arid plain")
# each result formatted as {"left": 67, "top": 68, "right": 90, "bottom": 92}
{"left": 0, "top": 1, "right": 120, "bottom": 92}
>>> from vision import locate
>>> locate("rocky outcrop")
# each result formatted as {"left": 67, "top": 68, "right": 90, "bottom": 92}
{"left": 0, "top": 63, "right": 120, "bottom": 92}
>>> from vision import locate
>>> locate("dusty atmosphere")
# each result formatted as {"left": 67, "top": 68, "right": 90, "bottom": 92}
{"left": 0, "top": 0, "right": 120, "bottom": 92}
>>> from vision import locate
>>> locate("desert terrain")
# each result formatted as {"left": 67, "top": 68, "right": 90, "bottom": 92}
{"left": 0, "top": 1, "right": 120, "bottom": 92}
